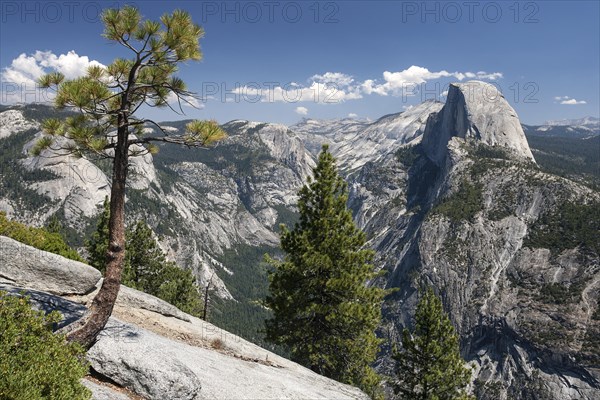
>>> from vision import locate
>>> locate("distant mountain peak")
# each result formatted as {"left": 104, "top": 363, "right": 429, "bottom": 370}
{"left": 543, "top": 116, "right": 600, "bottom": 127}
{"left": 421, "top": 80, "right": 535, "bottom": 165}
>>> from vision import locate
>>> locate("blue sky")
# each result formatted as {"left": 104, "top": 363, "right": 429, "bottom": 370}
{"left": 1, "top": 1, "right": 598, "bottom": 125}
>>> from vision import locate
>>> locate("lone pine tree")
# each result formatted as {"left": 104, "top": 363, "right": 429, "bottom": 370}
{"left": 265, "top": 145, "right": 387, "bottom": 398}
{"left": 393, "top": 287, "right": 473, "bottom": 400}
{"left": 36, "top": 6, "right": 225, "bottom": 347}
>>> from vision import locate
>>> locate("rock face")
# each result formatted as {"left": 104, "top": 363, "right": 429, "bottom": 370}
{"left": 292, "top": 100, "right": 444, "bottom": 171}
{"left": 0, "top": 109, "right": 39, "bottom": 139}
{"left": 21, "top": 134, "right": 111, "bottom": 221}
{"left": 88, "top": 319, "right": 204, "bottom": 400}
{"left": 72, "top": 279, "right": 192, "bottom": 323}
{"left": 0, "top": 107, "right": 316, "bottom": 304}
{"left": 88, "top": 318, "right": 367, "bottom": 400}
{"left": 344, "top": 84, "right": 599, "bottom": 399}
{"left": 0, "top": 247, "right": 369, "bottom": 400}
{"left": 421, "top": 81, "right": 535, "bottom": 165}
{"left": 0, "top": 236, "right": 101, "bottom": 295}
{"left": 81, "top": 380, "right": 131, "bottom": 400}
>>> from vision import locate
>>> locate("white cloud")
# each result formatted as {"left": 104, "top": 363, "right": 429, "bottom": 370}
{"left": 166, "top": 91, "right": 203, "bottom": 109}
{"left": 2, "top": 53, "right": 45, "bottom": 87}
{"left": 295, "top": 106, "right": 308, "bottom": 115}
{"left": 554, "top": 96, "right": 587, "bottom": 105}
{"left": 2, "top": 50, "right": 104, "bottom": 85}
{"left": 231, "top": 66, "right": 504, "bottom": 104}
{"left": 232, "top": 81, "right": 362, "bottom": 104}
{"left": 561, "top": 98, "right": 587, "bottom": 105}
{"left": 34, "top": 50, "right": 104, "bottom": 79}
{"left": 364, "top": 66, "right": 503, "bottom": 96}
{"left": 347, "top": 113, "right": 358, "bottom": 118}
{"left": 1, "top": 50, "right": 104, "bottom": 104}
{"left": 311, "top": 72, "right": 354, "bottom": 87}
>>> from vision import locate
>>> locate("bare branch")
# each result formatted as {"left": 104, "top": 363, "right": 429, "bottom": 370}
{"left": 129, "top": 135, "right": 211, "bottom": 149}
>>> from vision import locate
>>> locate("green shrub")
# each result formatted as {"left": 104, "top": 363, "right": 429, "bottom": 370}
{"left": 432, "top": 180, "right": 483, "bottom": 222}
{"left": 536, "top": 283, "right": 574, "bottom": 304}
{"left": 0, "top": 291, "right": 91, "bottom": 399}
{"left": 0, "top": 212, "right": 84, "bottom": 262}
{"left": 524, "top": 201, "right": 600, "bottom": 254}
{"left": 471, "top": 144, "right": 511, "bottom": 160}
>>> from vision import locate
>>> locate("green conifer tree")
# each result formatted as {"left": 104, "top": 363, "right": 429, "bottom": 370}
{"left": 86, "top": 197, "right": 110, "bottom": 273}
{"left": 45, "top": 214, "right": 63, "bottom": 235}
{"left": 123, "top": 220, "right": 166, "bottom": 293}
{"left": 393, "top": 287, "right": 474, "bottom": 400}
{"left": 265, "top": 145, "right": 387, "bottom": 398}
{"left": 87, "top": 212, "right": 202, "bottom": 317}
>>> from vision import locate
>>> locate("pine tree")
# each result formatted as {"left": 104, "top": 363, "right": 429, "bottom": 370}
{"left": 393, "top": 287, "right": 474, "bottom": 400}
{"left": 45, "top": 214, "right": 63, "bottom": 235}
{"left": 265, "top": 145, "right": 387, "bottom": 398}
{"left": 86, "top": 197, "right": 110, "bottom": 273}
{"left": 36, "top": 6, "right": 226, "bottom": 347}
{"left": 124, "top": 221, "right": 202, "bottom": 316}
{"left": 156, "top": 264, "right": 203, "bottom": 317}
{"left": 87, "top": 212, "right": 203, "bottom": 317}
{"left": 123, "top": 220, "right": 166, "bottom": 293}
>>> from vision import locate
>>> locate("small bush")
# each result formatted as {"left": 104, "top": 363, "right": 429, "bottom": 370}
{"left": 0, "top": 291, "right": 91, "bottom": 399}
{"left": 210, "top": 338, "right": 225, "bottom": 350}
{"left": 0, "top": 212, "right": 84, "bottom": 262}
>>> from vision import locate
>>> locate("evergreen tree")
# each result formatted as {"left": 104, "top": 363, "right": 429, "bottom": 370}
{"left": 86, "top": 197, "right": 110, "bottom": 273}
{"left": 87, "top": 213, "right": 203, "bottom": 317}
{"left": 45, "top": 214, "right": 63, "bottom": 235}
{"left": 156, "top": 264, "right": 203, "bottom": 317}
{"left": 37, "top": 6, "right": 226, "bottom": 347}
{"left": 265, "top": 145, "right": 387, "bottom": 398}
{"left": 393, "top": 287, "right": 473, "bottom": 400}
{"left": 123, "top": 220, "right": 166, "bottom": 293}
{"left": 123, "top": 220, "right": 202, "bottom": 317}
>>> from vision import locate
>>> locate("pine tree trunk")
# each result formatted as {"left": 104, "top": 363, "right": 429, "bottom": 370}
{"left": 66, "top": 125, "right": 129, "bottom": 348}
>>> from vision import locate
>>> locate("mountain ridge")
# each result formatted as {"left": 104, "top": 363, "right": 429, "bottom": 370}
{"left": 0, "top": 81, "right": 598, "bottom": 398}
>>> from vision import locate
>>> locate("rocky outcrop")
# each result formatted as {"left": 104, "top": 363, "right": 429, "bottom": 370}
{"left": 0, "top": 245, "right": 369, "bottom": 400}
{"left": 88, "top": 317, "right": 367, "bottom": 400}
{"left": 81, "top": 380, "right": 131, "bottom": 400}
{"left": 421, "top": 81, "right": 535, "bottom": 165}
{"left": 0, "top": 109, "right": 39, "bottom": 139}
{"left": 66, "top": 278, "right": 192, "bottom": 322}
{"left": 88, "top": 319, "right": 204, "bottom": 400}
{"left": 0, "top": 236, "right": 101, "bottom": 295}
